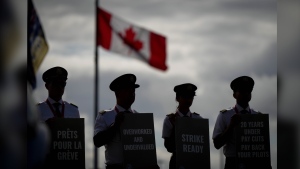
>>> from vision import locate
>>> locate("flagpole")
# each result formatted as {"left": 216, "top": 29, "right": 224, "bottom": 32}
{"left": 27, "top": 0, "right": 36, "bottom": 89}
{"left": 94, "top": 0, "right": 99, "bottom": 169}
{"left": 27, "top": 0, "right": 30, "bottom": 79}
{"left": 27, "top": 0, "right": 32, "bottom": 88}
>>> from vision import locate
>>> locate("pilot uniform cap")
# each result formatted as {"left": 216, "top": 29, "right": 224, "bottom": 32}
{"left": 230, "top": 76, "right": 254, "bottom": 92}
{"left": 109, "top": 74, "right": 140, "bottom": 91}
{"left": 42, "top": 66, "right": 68, "bottom": 82}
{"left": 174, "top": 83, "right": 197, "bottom": 96}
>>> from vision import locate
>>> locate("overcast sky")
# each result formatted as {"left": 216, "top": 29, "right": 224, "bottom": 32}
{"left": 21, "top": 0, "right": 277, "bottom": 168}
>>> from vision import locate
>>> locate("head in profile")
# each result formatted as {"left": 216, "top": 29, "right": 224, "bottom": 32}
{"left": 174, "top": 83, "right": 197, "bottom": 113}
{"left": 43, "top": 66, "right": 68, "bottom": 102}
{"left": 230, "top": 76, "right": 254, "bottom": 108}
{"left": 110, "top": 73, "right": 140, "bottom": 110}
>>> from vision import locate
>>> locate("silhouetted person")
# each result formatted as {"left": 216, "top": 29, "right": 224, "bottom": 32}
{"left": 162, "top": 83, "right": 203, "bottom": 169}
{"left": 212, "top": 76, "right": 271, "bottom": 169}
{"left": 94, "top": 74, "right": 141, "bottom": 169}
{"left": 37, "top": 66, "right": 80, "bottom": 121}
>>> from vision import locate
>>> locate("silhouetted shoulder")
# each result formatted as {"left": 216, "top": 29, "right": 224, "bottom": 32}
{"left": 193, "top": 112, "right": 200, "bottom": 116}
{"left": 166, "top": 113, "right": 175, "bottom": 117}
{"left": 36, "top": 101, "right": 46, "bottom": 107}
{"left": 249, "top": 108, "right": 263, "bottom": 114}
{"left": 100, "top": 110, "right": 106, "bottom": 115}
{"left": 220, "top": 109, "right": 228, "bottom": 113}
{"left": 70, "top": 103, "right": 78, "bottom": 108}
{"left": 63, "top": 101, "right": 78, "bottom": 109}
{"left": 133, "top": 110, "right": 139, "bottom": 113}
{"left": 255, "top": 110, "right": 263, "bottom": 114}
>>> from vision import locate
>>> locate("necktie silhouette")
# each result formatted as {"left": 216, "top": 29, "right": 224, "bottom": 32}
{"left": 123, "top": 110, "right": 131, "bottom": 113}
{"left": 240, "top": 109, "right": 249, "bottom": 114}
{"left": 53, "top": 103, "right": 61, "bottom": 115}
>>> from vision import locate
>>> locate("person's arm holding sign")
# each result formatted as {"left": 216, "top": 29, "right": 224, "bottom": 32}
{"left": 164, "top": 135, "right": 175, "bottom": 153}
{"left": 93, "top": 111, "right": 124, "bottom": 147}
{"left": 213, "top": 113, "right": 241, "bottom": 149}
{"left": 163, "top": 115, "right": 176, "bottom": 153}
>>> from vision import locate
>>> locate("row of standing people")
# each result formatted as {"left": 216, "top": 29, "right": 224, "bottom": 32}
{"left": 37, "top": 66, "right": 262, "bottom": 169}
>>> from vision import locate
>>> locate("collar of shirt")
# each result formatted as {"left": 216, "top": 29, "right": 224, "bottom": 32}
{"left": 115, "top": 104, "right": 133, "bottom": 113}
{"left": 176, "top": 109, "right": 191, "bottom": 117}
{"left": 235, "top": 104, "right": 250, "bottom": 113}
{"left": 47, "top": 97, "right": 63, "bottom": 105}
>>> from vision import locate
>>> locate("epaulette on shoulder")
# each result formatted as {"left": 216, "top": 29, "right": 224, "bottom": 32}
{"left": 100, "top": 110, "right": 106, "bottom": 115}
{"left": 70, "top": 103, "right": 78, "bottom": 108}
{"left": 220, "top": 109, "right": 228, "bottom": 113}
{"left": 193, "top": 112, "right": 200, "bottom": 115}
{"left": 166, "top": 113, "right": 175, "bottom": 118}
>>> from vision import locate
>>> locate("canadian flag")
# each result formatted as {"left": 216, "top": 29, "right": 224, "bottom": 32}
{"left": 97, "top": 7, "right": 167, "bottom": 71}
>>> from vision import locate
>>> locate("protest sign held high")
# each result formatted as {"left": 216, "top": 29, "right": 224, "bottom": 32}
{"left": 120, "top": 113, "right": 158, "bottom": 168}
{"left": 175, "top": 118, "right": 211, "bottom": 169}
{"left": 45, "top": 118, "right": 85, "bottom": 169}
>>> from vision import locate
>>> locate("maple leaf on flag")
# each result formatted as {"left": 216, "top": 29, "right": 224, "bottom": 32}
{"left": 118, "top": 26, "right": 143, "bottom": 52}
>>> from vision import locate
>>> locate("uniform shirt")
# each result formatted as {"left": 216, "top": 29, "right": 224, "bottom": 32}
{"left": 37, "top": 97, "right": 80, "bottom": 121}
{"left": 212, "top": 104, "right": 259, "bottom": 157}
{"left": 94, "top": 105, "right": 137, "bottom": 165}
{"left": 162, "top": 110, "right": 203, "bottom": 138}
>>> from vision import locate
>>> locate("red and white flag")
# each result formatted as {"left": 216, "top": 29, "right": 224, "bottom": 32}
{"left": 97, "top": 7, "right": 167, "bottom": 71}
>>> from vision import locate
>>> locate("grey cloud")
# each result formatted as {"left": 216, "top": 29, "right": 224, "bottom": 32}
{"left": 34, "top": 0, "right": 93, "bottom": 17}
{"left": 251, "top": 42, "right": 277, "bottom": 76}
{"left": 34, "top": 0, "right": 276, "bottom": 42}
{"left": 219, "top": 0, "right": 276, "bottom": 17}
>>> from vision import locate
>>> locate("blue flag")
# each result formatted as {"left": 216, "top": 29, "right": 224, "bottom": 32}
{"left": 28, "top": 0, "right": 49, "bottom": 89}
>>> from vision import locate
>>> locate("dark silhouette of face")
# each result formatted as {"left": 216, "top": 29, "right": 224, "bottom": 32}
{"left": 116, "top": 87, "right": 136, "bottom": 107}
{"left": 177, "top": 95, "right": 194, "bottom": 109}
{"left": 45, "top": 79, "right": 66, "bottom": 100}
{"left": 233, "top": 89, "right": 252, "bottom": 105}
